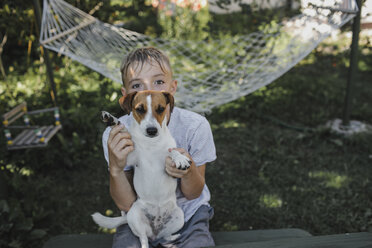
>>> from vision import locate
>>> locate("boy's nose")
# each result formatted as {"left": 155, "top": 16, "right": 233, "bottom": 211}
{"left": 143, "top": 82, "right": 153, "bottom": 91}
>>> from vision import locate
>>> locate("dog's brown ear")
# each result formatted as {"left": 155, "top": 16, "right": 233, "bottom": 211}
{"left": 119, "top": 92, "right": 137, "bottom": 114}
{"left": 162, "top": 92, "right": 174, "bottom": 113}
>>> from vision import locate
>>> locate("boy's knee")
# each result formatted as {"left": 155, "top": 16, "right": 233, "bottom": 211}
{"left": 113, "top": 224, "right": 142, "bottom": 248}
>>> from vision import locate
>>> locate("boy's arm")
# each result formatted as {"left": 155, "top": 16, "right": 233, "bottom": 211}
{"left": 166, "top": 148, "right": 206, "bottom": 200}
{"left": 110, "top": 169, "right": 136, "bottom": 212}
{"left": 107, "top": 125, "right": 137, "bottom": 212}
{"left": 181, "top": 163, "right": 206, "bottom": 200}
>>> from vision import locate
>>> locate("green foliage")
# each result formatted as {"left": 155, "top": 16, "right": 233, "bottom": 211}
{"left": 0, "top": 1, "right": 36, "bottom": 67}
{"left": 0, "top": 171, "right": 49, "bottom": 248}
{"left": 206, "top": 33, "right": 372, "bottom": 234}
{"left": 0, "top": 0, "right": 160, "bottom": 76}
{"left": 208, "top": 1, "right": 300, "bottom": 36}
{"left": 0, "top": 1, "right": 371, "bottom": 247}
{"left": 0, "top": 56, "right": 121, "bottom": 246}
{"left": 158, "top": 2, "right": 210, "bottom": 40}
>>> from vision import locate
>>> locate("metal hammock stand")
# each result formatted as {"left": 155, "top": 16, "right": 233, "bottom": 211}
{"left": 2, "top": 102, "right": 62, "bottom": 150}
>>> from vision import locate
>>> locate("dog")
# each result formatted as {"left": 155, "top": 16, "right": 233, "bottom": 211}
{"left": 92, "top": 90, "right": 191, "bottom": 248}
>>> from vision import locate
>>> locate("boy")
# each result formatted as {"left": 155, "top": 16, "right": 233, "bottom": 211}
{"left": 102, "top": 47, "right": 216, "bottom": 247}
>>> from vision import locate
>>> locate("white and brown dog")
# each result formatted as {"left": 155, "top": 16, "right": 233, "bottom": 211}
{"left": 92, "top": 90, "right": 191, "bottom": 248}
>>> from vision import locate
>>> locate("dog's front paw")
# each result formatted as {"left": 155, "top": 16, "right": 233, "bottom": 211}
{"left": 170, "top": 150, "right": 192, "bottom": 170}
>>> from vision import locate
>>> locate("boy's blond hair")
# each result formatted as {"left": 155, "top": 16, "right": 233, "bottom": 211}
{"left": 120, "top": 47, "right": 173, "bottom": 87}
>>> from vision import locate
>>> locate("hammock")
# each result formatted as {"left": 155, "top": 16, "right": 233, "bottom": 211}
{"left": 40, "top": 0, "right": 357, "bottom": 113}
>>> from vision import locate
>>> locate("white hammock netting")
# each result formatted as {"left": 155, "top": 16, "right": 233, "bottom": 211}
{"left": 40, "top": 0, "right": 357, "bottom": 113}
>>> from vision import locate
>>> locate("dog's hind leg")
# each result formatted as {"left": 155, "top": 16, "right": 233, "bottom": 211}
{"left": 138, "top": 235, "right": 149, "bottom": 248}
{"left": 156, "top": 205, "right": 184, "bottom": 242}
{"left": 127, "top": 202, "right": 153, "bottom": 248}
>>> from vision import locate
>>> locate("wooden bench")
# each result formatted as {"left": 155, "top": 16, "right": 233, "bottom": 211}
{"left": 42, "top": 229, "right": 372, "bottom": 248}
{"left": 2, "top": 102, "right": 62, "bottom": 150}
{"left": 215, "top": 232, "right": 372, "bottom": 248}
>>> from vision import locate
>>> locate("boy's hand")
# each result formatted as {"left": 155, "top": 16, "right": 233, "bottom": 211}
{"left": 166, "top": 148, "right": 194, "bottom": 178}
{"left": 108, "top": 124, "right": 134, "bottom": 176}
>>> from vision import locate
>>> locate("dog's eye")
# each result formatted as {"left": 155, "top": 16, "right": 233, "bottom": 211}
{"left": 156, "top": 106, "right": 165, "bottom": 114}
{"left": 136, "top": 105, "right": 146, "bottom": 114}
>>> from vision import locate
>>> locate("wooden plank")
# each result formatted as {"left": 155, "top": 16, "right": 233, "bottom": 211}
{"left": 7, "top": 125, "right": 41, "bottom": 129}
{"left": 42, "top": 232, "right": 372, "bottom": 248}
{"left": 6, "top": 112, "right": 25, "bottom": 126}
{"left": 42, "top": 229, "right": 311, "bottom": 248}
{"left": 7, "top": 125, "right": 61, "bottom": 150}
{"left": 12, "top": 126, "right": 46, "bottom": 146}
{"left": 2, "top": 102, "right": 26, "bottom": 120}
{"left": 44, "top": 125, "right": 62, "bottom": 143}
{"left": 7, "top": 142, "right": 47, "bottom": 150}
{"left": 212, "top": 228, "right": 312, "bottom": 245}
{"left": 26, "top": 126, "right": 51, "bottom": 145}
{"left": 215, "top": 232, "right": 372, "bottom": 248}
{"left": 27, "top": 107, "right": 59, "bottom": 115}
{"left": 24, "top": 127, "right": 44, "bottom": 145}
{"left": 41, "top": 125, "right": 55, "bottom": 143}
{"left": 43, "top": 234, "right": 113, "bottom": 248}
{"left": 12, "top": 129, "right": 37, "bottom": 146}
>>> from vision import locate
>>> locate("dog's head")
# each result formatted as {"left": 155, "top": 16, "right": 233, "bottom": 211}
{"left": 118, "top": 91, "right": 174, "bottom": 138}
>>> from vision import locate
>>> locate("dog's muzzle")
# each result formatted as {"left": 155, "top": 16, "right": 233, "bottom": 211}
{"left": 146, "top": 127, "right": 158, "bottom": 137}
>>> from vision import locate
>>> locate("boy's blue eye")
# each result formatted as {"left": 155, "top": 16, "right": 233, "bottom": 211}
{"left": 154, "top": 80, "right": 164, "bottom": 85}
{"left": 132, "top": 83, "right": 140, "bottom": 89}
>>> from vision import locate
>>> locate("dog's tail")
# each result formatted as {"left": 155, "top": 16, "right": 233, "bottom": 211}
{"left": 91, "top": 212, "right": 127, "bottom": 229}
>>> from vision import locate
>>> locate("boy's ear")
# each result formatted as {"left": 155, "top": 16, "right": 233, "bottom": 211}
{"left": 162, "top": 91, "right": 174, "bottom": 113}
{"left": 119, "top": 92, "right": 137, "bottom": 114}
{"left": 170, "top": 80, "right": 178, "bottom": 95}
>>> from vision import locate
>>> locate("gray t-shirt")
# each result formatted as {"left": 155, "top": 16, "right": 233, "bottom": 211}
{"left": 102, "top": 107, "right": 216, "bottom": 221}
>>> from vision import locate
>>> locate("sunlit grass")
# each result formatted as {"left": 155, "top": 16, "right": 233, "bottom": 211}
{"left": 259, "top": 194, "right": 283, "bottom": 208}
{"left": 3, "top": 163, "right": 34, "bottom": 176}
{"left": 308, "top": 171, "right": 349, "bottom": 189}
{"left": 98, "top": 227, "right": 117, "bottom": 234}
{"left": 219, "top": 120, "right": 245, "bottom": 128}
{"left": 97, "top": 209, "right": 117, "bottom": 234}
{"left": 253, "top": 86, "right": 291, "bottom": 103}
{"left": 358, "top": 59, "right": 371, "bottom": 72}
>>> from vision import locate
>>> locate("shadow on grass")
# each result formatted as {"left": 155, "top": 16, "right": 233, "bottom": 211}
{"left": 206, "top": 45, "right": 372, "bottom": 234}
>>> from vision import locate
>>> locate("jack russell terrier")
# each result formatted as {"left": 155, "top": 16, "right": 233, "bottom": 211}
{"left": 92, "top": 90, "right": 191, "bottom": 248}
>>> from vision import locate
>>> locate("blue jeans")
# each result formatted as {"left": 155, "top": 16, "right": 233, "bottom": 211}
{"left": 112, "top": 205, "right": 215, "bottom": 248}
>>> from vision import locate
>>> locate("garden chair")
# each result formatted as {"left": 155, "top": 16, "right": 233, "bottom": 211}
{"left": 2, "top": 102, "right": 62, "bottom": 150}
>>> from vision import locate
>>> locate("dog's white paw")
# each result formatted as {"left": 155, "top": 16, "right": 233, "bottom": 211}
{"left": 170, "top": 150, "right": 192, "bottom": 170}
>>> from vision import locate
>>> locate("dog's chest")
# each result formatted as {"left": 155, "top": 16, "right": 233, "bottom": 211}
{"left": 131, "top": 136, "right": 178, "bottom": 202}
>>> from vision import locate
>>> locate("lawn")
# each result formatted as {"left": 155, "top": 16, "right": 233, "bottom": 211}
{"left": 207, "top": 31, "right": 372, "bottom": 234}
{"left": 0, "top": 28, "right": 371, "bottom": 248}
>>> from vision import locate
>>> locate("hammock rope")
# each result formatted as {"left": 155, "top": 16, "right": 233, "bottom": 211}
{"left": 40, "top": 0, "right": 358, "bottom": 113}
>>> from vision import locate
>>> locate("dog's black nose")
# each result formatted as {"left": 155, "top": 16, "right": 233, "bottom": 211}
{"left": 146, "top": 127, "right": 158, "bottom": 137}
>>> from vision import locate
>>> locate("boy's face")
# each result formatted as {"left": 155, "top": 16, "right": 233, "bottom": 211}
{"left": 121, "top": 60, "right": 177, "bottom": 97}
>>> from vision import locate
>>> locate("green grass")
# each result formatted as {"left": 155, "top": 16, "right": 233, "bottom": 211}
{"left": 0, "top": 32, "right": 371, "bottom": 247}
{"left": 206, "top": 32, "right": 372, "bottom": 235}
